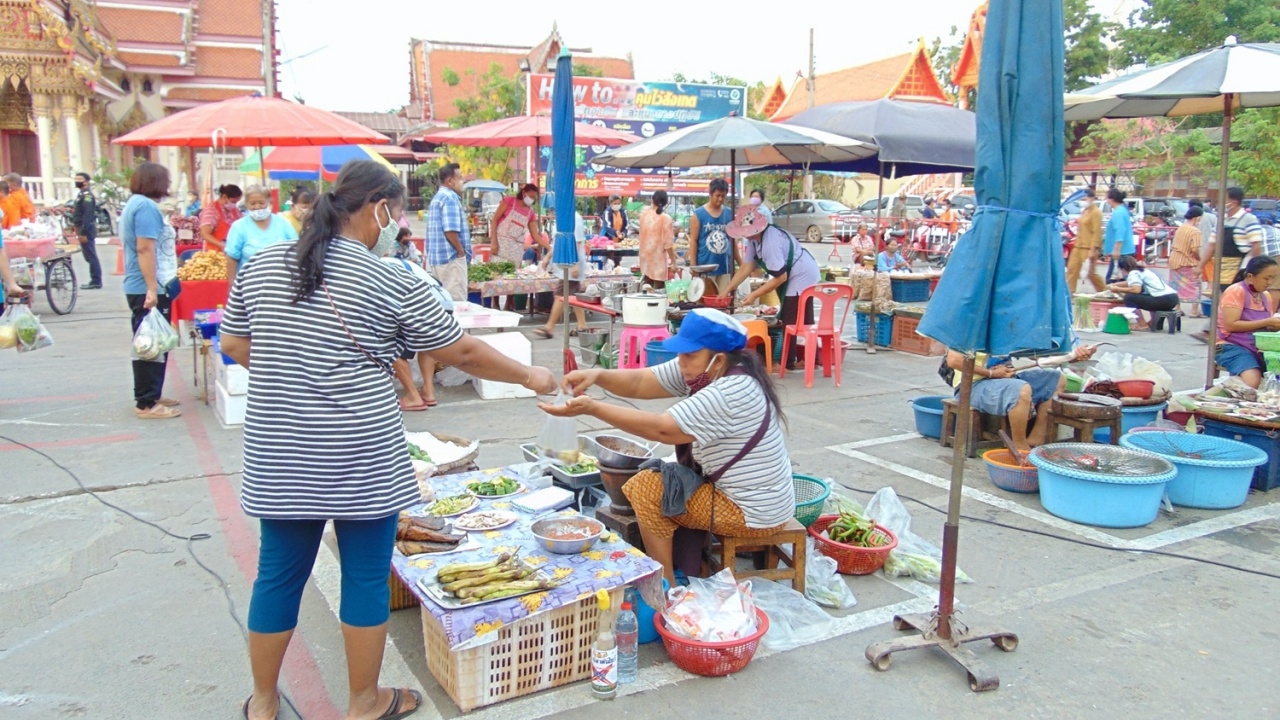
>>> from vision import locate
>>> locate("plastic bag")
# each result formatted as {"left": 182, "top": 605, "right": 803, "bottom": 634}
{"left": 750, "top": 578, "right": 834, "bottom": 651}
{"left": 131, "top": 308, "right": 179, "bottom": 362}
{"left": 1093, "top": 352, "right": 1173, "bottom": 396}
{"left": 864, "top": 487, "right": 972, "bottom": 584}
{"left": 536, "top": 390, "right": 579, "bottom": 463}
{"left": 803, "top": 538, "right": 858, "bottom": 609}
{"left": 11, "top": 305, "right": 52, "bottom": 353}
{"left": 662, "top": 568, "right": 757, "bottom": 642}
{"left": 0, "top": 314, "right": 16, "bottom": 350}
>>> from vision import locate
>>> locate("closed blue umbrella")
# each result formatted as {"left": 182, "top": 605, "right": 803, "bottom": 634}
{"left": 550, "top": 49, "right": 577, "bottom": 357}
{"left": 869, "top": 0, "right": 1060, "bottom": 688}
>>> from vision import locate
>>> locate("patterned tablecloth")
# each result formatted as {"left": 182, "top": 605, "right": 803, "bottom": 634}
{"left": 391, "top": 465, "right": 663, "bottom": 650}
{"left": 469, "top": 273, "right": 636, "bottom": 298}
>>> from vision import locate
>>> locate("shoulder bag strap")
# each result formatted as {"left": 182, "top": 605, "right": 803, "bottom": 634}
{"left": 321, "top": 279, "right": 396, "bottom": 380}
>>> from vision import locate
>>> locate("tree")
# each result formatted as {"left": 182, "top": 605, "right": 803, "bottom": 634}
{"left": 439, "top": 62, "right": 524, "bottom": 183}
{"left": 1113, "top": 0, "right": 1280, "bottom": 68}
{"left": 572, "top": 63, "right": 603, "bottom": 78}
{"left": 1220, "top": 108, "right": 1280, "bottom": 196}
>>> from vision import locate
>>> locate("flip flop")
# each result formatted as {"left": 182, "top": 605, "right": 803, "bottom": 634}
{"left": 135, "top": 405, "right": 181, "bottom": 420}
{"left": 399, "top": 399, "right": 429, "bottom": 412}
{"left": 376, "top": 688, "right": 422, "bottom": 720}
{"left": 242, "top": 695, "right": 278, "bottom": 720}
{"left": 532, "top": 328, "right": 553, "bottom": 339}
{"left": 423, "top": 399, "right": 438, "bottom": 407}
{"left": 157, "top": 397, "right": 180, "bottom": 407}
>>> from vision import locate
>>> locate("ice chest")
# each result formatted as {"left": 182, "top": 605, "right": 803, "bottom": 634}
{"left": 215, "top": 360, "right": 248, "bottom": 395}
{"left": 1202, "top": 418, "right": 1280, "bottom": 491}
{"left": 214, "top": 380, "right": 246, "bottom": 426}
{"left": 471, "top": 332, "right": 535, "bottom": 399}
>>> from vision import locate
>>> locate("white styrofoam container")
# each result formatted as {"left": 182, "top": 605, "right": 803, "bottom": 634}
{"left": 214, "top": 380, "right": 247, "bottom": 426}
{"left": 215, "top": 361, "right": 249, "bottom": 395}
{"left": 471, "top": 332, "right": 535, "bottom": 400}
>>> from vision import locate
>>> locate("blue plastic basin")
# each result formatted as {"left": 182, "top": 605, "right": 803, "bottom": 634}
{"left": 1120, "top": 431, "right": 1266, "bottom": 509}
{"left": 912, "top": 395, "right": 948, "bottom": 439}
{"left": 1029, "top": 444, "right": 1175, "bottom": 528}
{"left": 1092, "top": 402, "right": 1168, "bottom": 443}
{"left": 645, "top": 340, "right": 677, "bottom": 367}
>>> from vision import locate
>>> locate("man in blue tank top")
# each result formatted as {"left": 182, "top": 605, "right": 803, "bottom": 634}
{"left": 688, "top": 177, "right": 737, "bottom": 295}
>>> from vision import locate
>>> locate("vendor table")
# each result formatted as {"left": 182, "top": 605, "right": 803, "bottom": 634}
{"left": 450, "top": 301, "right": 522, "bottom": 331}
{"left": 171, "top": 279, "right": 230, "bottom": 324}
{"left": 468, "top": 275, "right": 564, "bottom": 299}
{"left": 393, "top": 465, "right": 661, "bottom": 710}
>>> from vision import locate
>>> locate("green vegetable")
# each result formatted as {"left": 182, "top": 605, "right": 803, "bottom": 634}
{"left": 467, "top": 261, "right": 519, "bottom": 284}
{"left": 426, "top": 494, "right": 474, "bottom": 516}
{"left": 827, "top": 508, "right": 886, "bottom": 547}
{"left": 407, "top": 442, "right": 432, "bottom": 462}
{"left": 466, "top": 476, "right": 520, "bottom": 496}
{"left": 14, "top": 313, "right": 38, "bottom": 346}
{"left": 562, "top": 455, "right": 598, "bottom": 475}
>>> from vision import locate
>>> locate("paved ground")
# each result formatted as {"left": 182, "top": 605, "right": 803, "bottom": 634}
{"left": 2, "top": 245, "right": 1278, "bottom": 719}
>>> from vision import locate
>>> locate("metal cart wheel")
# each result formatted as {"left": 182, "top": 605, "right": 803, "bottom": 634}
{"left": 44, "top": 257, "right": 77, "bottom": 315}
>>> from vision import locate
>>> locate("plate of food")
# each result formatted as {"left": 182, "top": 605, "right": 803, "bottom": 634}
{"left": 465, "top": 475, "right": 525, "bottom": 498}
{"left": 417, "top": 554, "right": 562, "bottom": 609}
{"left": 394, "top": 514, "right": 480, "bottom": 556}
{"left": 424, "top": 494, "right": 479, "bottom": 517}
{"left": 1196, "top": 401, "right": 1236, "bottom": 412}
{"left": 452, "top": 510, "right": 520, "bottom": 532}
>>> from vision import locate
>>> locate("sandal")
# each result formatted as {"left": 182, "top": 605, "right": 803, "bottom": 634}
{"left": 399, "top": 398, "right": 429, "bottom": 412}
{"left": 135, "top": 405, "right": 181, "bottom": 420}
{"left": 242, "top": 695, "right": 278, "bottom": 720}
{"left": 157, "top": 397, "right": 180, "bottom": 407}
{"left": 532, "top": 328, "right": 553, "bottom": 339}
{"left": 376, "top": 688, "right": 422, "bottom": 720}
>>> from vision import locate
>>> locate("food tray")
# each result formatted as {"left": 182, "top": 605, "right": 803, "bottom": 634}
{"left": 416, "top": 565, "right": 551, "bottom": 610}
{"left": 423, "top": 495, "right": 479, "bottom": 518}
{"left": 520, "top": 443, "right": 602, "bottom": 489}
{"left": 452, "top": 511, "right": 519, "bottom": 532}
{"left": 464, "top": 479, "right": 527, "bottom": 499}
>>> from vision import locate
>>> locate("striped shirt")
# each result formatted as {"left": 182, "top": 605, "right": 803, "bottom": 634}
{"left": 425, "top": 186, "right": 470, "bottom": 266}
{"left": 1225, "top": 209, "right": 1263, "bottom": 254}
{"left": 651, "top": 361, "right": 795, "bottom": 528}
{"left": 220, "top": 237, "right": 463, "bottom": 519}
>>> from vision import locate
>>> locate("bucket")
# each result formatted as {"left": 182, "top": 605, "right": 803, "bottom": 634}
{"left": 911, "top": 395, "right": 948, "bottom": 439}
{"left": 645, "top": 340, "right": 677, "bottom": 367}
{"left": 634, "top": 580, "right": 669, "bottom": 645}
{"left": 1103, "top": 310, "right": 1131, "bottom": 335}
{"left": 1120, "top": 431, "right": 1267, "bottom": 509}
{"left": 1093, "top": 402, "right": 1168, "bottom": 443}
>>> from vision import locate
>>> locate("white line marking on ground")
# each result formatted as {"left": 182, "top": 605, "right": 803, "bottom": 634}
{"left": 827, "top": 432, "right": 922, "bottom": 452}
{"left": 311, "top": 534, "right": 444, "bottom": 720}
{"left": 1129, "top": 502, "right": 1280, "bottom": 550}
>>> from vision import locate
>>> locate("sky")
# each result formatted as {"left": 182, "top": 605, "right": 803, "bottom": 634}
{"left": 276, "top": 0, "right": 1142, "bottom": 113}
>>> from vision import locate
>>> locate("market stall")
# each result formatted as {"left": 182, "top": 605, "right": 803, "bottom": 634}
{"left": 171, "top": 251, "right": 230, "bottom": 324}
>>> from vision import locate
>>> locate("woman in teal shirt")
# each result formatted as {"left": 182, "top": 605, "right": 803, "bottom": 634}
{"left": 225, "top": 185, "right": 298, "bottom": 277}
{"left": 1104, "top": 188, "right": 1134, "bottom": 281}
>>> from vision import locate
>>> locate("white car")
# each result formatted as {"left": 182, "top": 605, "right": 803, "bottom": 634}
{"left": 856, "top": 194, "right": 925, "bottom": 220}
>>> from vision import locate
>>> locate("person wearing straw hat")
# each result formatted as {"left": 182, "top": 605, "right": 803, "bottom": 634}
{"left": 722, "top": 205, "right": 820, "bottom": 369}
{"left": 541, "top": 308, "right": 794, "bottom": 585}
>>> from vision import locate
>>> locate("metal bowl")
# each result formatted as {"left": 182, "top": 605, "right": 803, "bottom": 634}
{"left": 588, "top": 434, "right": 653, "bottom": 469}
{"left": 531, "top": 516, "right": 605, "bottom": 554}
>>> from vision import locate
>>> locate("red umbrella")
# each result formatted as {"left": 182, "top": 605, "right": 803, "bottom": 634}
{"left": 407, "top": 115, "right": 639, "bottom": 148}
{"left": 113, "top": 95, "right": 388, "bottom": 147}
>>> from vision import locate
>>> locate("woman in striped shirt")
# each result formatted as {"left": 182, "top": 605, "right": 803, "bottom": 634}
{"left": 219, "top": 161, "right": 556, "bottom": 720}
{"left": 542, "top": 309, "right": 795, "bottom": 585}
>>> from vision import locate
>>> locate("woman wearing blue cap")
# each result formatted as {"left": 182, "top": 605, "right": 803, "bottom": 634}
{"left": 541, "top": 308, "right": 795, "bottom": 585}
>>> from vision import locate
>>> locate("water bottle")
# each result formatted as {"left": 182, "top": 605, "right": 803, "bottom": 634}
{"left": 615, "top": 601, "right": 638, "bottom": 684}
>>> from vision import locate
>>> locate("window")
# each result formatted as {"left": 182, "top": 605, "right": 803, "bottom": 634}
{"left": 775, "top": 202, "right": 796, "bottom": 216}
{"left": 797, "top": 202, "right": 814, "bottom": 215}
{"left": 817, "top": 200, "right": 850, "bottom": 213}
{"left": 141, "top": 79, "right": 153, "bottom": 94}
{"left": 121, "top": 78, "right": 131, "bottom": 92}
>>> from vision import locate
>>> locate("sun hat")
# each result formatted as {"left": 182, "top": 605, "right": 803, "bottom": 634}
{"left": 724, "top": 204, "right": 770, "bottom": 239}
{"left": 662, "top": 309, "right": 748, "bottom": 354}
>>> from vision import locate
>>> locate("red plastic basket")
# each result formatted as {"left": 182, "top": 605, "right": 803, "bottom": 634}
{"left": 702, "top": 294, "right": 732, "bottom": 309}
{"left": 654, "top": 607, "right": 769, "bottom": 677}
{"left": 808, "top": 515, "right": 898, "bottom": 575}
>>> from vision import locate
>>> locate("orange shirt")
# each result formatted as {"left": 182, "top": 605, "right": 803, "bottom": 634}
{"left": 9, "top": 187, "right": 34, "bottom": 223}
{"left": 0, "top": 196, "right": 18, "bottom": 230}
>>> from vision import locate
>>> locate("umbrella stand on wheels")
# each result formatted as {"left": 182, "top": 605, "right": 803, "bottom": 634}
{"left": 864, "top": 355, "right": 1019, "bottom": 691}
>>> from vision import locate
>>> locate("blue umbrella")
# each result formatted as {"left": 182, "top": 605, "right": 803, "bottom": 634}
{"left": 550, "top": 48, "right": 578, "bottom": 357}
{"left": 869, "top": 0, "right": 1060, "bottom": 689}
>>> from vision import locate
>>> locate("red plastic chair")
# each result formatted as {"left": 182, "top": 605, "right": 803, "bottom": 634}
{"left": 779, "top": 283, "right": 854, "bottom": 388}
{"left": 472, "top": 245, "right": 492, "bottom": 263}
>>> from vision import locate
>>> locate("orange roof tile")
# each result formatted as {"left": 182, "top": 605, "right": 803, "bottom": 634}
{"left": 769, "top": 48, "right": 948, "bottom": 121}
{"left": 195, "top": 0, "right": 263, "bottom": 37}
{"left": 757, "top": 78, "right": 789, "bottom": 118}
{"left": 97, "top": 7, "right": 185, "bottom": 44}
{"left": 118, "top": 52, "right": 184, "bottom": 68}
{"left": 195, "top": 46, "right": 263, "bottom": 79}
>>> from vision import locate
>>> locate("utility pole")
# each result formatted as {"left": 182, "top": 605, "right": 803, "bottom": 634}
{"left": 803, "top": 28, "right": 815, "bottom": 199}
{"left": 262, "top": 0, "right": 277, "bottom": 97}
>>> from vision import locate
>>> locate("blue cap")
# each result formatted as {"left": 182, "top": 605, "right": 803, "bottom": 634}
{"left": 662, "top": 309, "right": 748, "bottom": 354}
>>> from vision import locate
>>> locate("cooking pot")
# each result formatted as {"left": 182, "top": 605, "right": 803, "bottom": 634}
{"left": 621, "top": 293, "right": 669, "bottom": 326}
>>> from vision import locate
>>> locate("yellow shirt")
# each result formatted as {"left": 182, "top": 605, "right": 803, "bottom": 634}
{"left": 284, "top": 212, "right": 303, "bottom": 236}
{"left": 1076, "top": 204, "right": 1102, "bottom": 251}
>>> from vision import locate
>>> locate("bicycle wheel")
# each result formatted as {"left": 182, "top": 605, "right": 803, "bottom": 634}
{"left": 45, "top": 259, "right": 77, "bottom": 315}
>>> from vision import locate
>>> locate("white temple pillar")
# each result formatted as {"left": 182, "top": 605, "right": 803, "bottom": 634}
{"left": 32, "top": 93, "right": 55, "bottom": 204}
{"left": 61, "top": 95, "right": 83, "bottom": 175}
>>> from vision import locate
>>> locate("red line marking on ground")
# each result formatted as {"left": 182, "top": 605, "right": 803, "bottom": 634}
{"left": 0, "top": 393, "right": 97, "bottom": 406}
{"left": 0, "top": 433, "right": 140, "bottom": 452}
{"left": 173, "top": 363, "right": 342, "bottom": 720}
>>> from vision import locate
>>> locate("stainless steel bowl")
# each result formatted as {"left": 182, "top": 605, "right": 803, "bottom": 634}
{"left": 531, "top": 516, "right": 605, "bottom": 554}
{"left": 587, "top": 434, "right": 653, "bottom": 469}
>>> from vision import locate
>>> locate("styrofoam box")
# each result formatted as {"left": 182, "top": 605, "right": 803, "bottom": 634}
{"left": 214, "top": 380, "right": 247, "bottom": 426}
{"left": 471, "top": 332, "right": 536, "bottom": 400}
{"left": 215, "top": 361, "right": 249, "bottom": 395}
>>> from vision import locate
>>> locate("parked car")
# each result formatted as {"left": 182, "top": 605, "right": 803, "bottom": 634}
{"left": 1246, "top": 198, "right": 1278, "bottom": 225}
{"left": 773, "top": 199, "right": 859, "bottom": 243}
{"left": 855, "top": 194, "right": 925, "bottom": 220}
{"left": 947, "top": 193, "right": 976, "bottom": 216}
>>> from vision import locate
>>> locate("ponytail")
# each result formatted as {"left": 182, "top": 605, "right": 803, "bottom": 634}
{"left": 652, "top": 189, "right": 669, "bottom": 215}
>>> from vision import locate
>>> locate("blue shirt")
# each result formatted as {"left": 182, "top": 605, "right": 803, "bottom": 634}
{"left": 877, "top": 251, "right": 908, "bottom": 272}
{"left": 1105, "top": 204, "right": 1135, "bottom": 255}
{"left": 225, "top": 214, "right": 298, "bottom": 266}
{"left": 120, "top": 194, "right": 166, "bottom": 295}
{"left": 425, "top": 186, "right": 470, "bottom": 266}
{"left": 694, "top": 205, "right": 733, "bottom": 275}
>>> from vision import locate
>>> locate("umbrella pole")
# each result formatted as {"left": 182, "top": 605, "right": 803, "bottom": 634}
{"left": 867, "top": 170, "right": 884, "bottom": 354}
{"left": 562, "top": 266, "right": 572, "bottom": 352}
{"left": 730, "top": 149, "right": 737, "bottom": 303}
{"left": 865, "top": 355, "right": 1019, "bottom": 692}
{"left": 1205, "top": 94, "right": 1234, "bottom": 388}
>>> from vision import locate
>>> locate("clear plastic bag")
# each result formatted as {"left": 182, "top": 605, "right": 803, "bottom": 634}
{"left": 750, "top": 578, "right": 834, "bottom": 651}
{"left": 0, "top": 312, "right": 17, "bottom": 350}
{"left": 803, "top": 538, "right": 858, "bottom": 609}
{"left": 662, "top": 568, "right": 757, "bottom": 642}
{"left": 131, "top": 308, "right": 179, "bottom": 362}
{"left": 865, "top": 487, "right": 971, "bottom": 584}
{"left": 11, "top": 305, "right": 52, "bottom": 353}
{"left": 536, "top": 390, "right": 579, "bottom": 463}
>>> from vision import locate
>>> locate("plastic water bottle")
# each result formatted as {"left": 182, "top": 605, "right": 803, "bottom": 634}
{"left": 615, "top": 601, "right": 638, "bottom": 684}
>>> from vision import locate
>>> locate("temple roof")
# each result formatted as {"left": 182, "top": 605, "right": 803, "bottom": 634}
{"left": 769, "top": 41, "right": 950, "bottom": 122}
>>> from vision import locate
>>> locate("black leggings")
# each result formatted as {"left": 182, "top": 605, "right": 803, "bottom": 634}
{"left": 1124, "top": 293, "right": 1179, "bottom": 312}
{"left": 127, "top": 293, "right": 172, "bottom": 409}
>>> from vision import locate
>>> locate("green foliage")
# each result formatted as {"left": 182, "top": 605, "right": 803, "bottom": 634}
{"left": 414, "top": 158, "right": 446, "bottom": 204}
{"left": 572, "top": 63, "right": 604, "bottom": 78}
{"left": 1222, "top": 108, "right": 1280, "bottom": 196}
{"left": 442, "top": 62, "right": 524, "bottom": 184}
{"left": 1063, "top": 0, "right": 1116, "bottom": 91}
{"left": 442, "top": 68, "right": 460, "bottom": 87}
{"left": 1114, "top": 0, "right": 1280, "bottom": 67}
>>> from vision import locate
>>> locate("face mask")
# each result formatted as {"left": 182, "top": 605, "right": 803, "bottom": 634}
{"left": 750, "top": 197, "right": 762, "bottom": 206}
{"left": 612, "top": 204, "right": 622, "bottom": 211}
{"left": 248, "top": 208, "right": 272, "bottom": 222}
{"left": 293, "top": 206, "right": 310, "bottom": 218}
{"left": 523, "top": 195, "right": 535, "bottom": 207}
{"left": 685, "top": 355, "right": 721, "bottom": 395}
{"left": 75, "top": 182, "right": 86, "bottom": 190}
{"left": 371, "top": 202, "right": 399, "bottom": 257}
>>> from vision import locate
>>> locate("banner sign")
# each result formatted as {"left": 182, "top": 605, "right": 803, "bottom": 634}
{"left": 528, "top": 74, "right": 747, "bottom": 197}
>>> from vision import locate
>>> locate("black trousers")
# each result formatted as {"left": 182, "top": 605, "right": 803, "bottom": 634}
{"left": 1124, "top": 293, "right": 1179, "bottom": 312}
{"left": 780, "top": 292, "right": 816, "bottom": 367}
{"left": 79, "top": 229, "right": 102, "bottom": 285}
{"left": 127, "top": 293, "right": 172, "bottom": 410}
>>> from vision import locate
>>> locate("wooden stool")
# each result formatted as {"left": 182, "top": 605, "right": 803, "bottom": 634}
{"left": 1048, "top": 395, "right": 1122, "bottom": 444}
{"left": 706, "top": 519, "right": 807, "bottom": 593}
{"left": 940, "top": 397, "right": 1011, "bottom": 458}
{"left": 1151, "top": 310, "right": 1182, "bottom": 334}
{"left": 1048, "top": 413, "right": 1121, "bottom": 444}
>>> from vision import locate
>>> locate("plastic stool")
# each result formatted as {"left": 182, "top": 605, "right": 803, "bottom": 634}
{"left": 618, "top": 325, "right": 670, "bottom": 369}
{"left": 1151, "top": 310, "right": 1182, "bottom": 334}
{"left": 743, "top": 319, "right": 773, "bottom": 374}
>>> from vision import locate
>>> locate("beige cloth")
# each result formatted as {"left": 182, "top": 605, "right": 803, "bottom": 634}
{"left": 1076, "top": 204, "right": 1103, "bottom": 251}
{"left": 428, "top": 256, "right": 468, "bottom": 301}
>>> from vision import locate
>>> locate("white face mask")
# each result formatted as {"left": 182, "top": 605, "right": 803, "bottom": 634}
{"left": 523, "top": 195, "right": 535, "bottom": 207}
{"left": 611, "top": 204, "right": 622, "bottom": 211}
{"left": 371, "top": 202, "right": 399, "bottom": 257}
{"left": 248, "top": 208, "right": 272, "bottom": 222}
{"left": 750, "top": 197, "right": 762, "bottom": 206}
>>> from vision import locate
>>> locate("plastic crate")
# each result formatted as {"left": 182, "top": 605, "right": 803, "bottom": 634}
{"left": 890, "top": 277, "right": 931, "bottom": 303}
{"left": 421, "top": 586, "right": 623, "bottom": 711}
{"left": 388, "top": 571, "right": 419, "bottom": 610}
{"left": 1202, "top": 419, "right": 1280, "bottom": 491}
{"left": 1257, "top": 332, "right": 1280, "bottom": 353}
{"left": 855, "top": 311, "right": 893, "bottom": 346}
{"left": 889, "top": 314, "right": 945, "bottom": 356}
{"left": 1089, "top": 301, "right": 1121, "bottom": 326}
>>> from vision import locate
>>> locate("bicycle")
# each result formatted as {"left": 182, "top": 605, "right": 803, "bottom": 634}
{"left": 9, "top": 248, "right": 78, "bottom": 315}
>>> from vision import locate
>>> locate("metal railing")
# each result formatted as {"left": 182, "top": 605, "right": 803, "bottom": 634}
{"left": 22, "top": 177, "right": 77, "bottom": 206}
